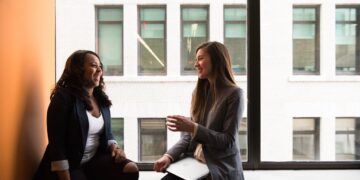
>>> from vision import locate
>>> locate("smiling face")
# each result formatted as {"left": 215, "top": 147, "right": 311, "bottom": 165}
{"left": 194, "top": 48, "right": 213, "bottom": 79}
{"left": 83, "top": 53, "right": 103, "bottom": 88}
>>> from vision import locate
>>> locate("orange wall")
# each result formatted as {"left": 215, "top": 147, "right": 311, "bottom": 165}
{"left": 0, "top": 0, "right": 55, "bottom": 179}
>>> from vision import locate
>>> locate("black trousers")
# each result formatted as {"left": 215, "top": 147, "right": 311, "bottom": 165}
{"left": 43, "top": 153, "right": 138, "bottom": 180}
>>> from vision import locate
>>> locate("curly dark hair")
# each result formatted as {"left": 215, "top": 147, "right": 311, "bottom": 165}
{"left": 51, "top": 50, "right": 112, "bottom": 109}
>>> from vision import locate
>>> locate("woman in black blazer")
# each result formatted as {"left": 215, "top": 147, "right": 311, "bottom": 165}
{"left": 33, "top": 50, "right": 138, "bottom": 180}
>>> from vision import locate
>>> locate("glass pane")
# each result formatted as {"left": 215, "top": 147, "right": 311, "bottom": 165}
{"left": 139, "top": 7, "right": 166, "bottom": 75}
{"left": 293, "top": 24, "right": 315, "bottom": 39}
{"left": 99, "top": 23, "right": 123, "bottom": 75}
{"left": 336, "top": 7, "right": 358, "bottom": 74}
{"left": 224, "top": 8, "right": 246, "bottom": 21}
{"left": 183, "top": 23, "right": 206, "bottom": 37}
{"left": 336, "top": 8, "right": 357, "bottom": 21}
{"left": 293, "top": 8, "right": 318, "bottom": 75}
{"left": 99, "top": 8, "right": 123, "bottom": 21}
{"left": 293, "top": 8, "right": 316, "bottom": 21}
{"left": 335, "top": 118, "right": 360, "bottom": 160}
{"left": 141, "top": 24, "right": 164, "bottom": 38}
{"left": 182, "top": 8, "right": 208, "bottom": 21}
{"left": 181, "top": 6, "right": 208, "bottom": 74}
{"left": 225, "top": 24, "right": 246, "bottom": 38}
{"left": 139, "top": 119, "right": 166, "bottom": 162}
{"left": 293, "top": 118, "right": 319, "bottom": 161}
{"left": 111, "top": 118, "right": 124, "bottom": 149}
{"left": 140, "top": 8, "right": 165, "bottom": 21}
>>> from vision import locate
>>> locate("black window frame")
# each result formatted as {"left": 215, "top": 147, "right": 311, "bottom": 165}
{"left": 335, "top": 5, "right": 360, "bottom": 75}
{"left": 292, "top": 5, "right": 321, "bottom": 75}
{"left": 95, "top": 5, "right": 124, "bottom": 76}
{"left": 137, "top": 5, "right": 167, "bottom": 76}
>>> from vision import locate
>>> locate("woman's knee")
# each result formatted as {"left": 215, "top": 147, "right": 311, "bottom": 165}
{"left": 123, "top": 162, "right": 139, "bottom": 173}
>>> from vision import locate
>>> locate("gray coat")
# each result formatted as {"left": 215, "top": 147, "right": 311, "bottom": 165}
{"left": 166, "top": 86, "right": 245, "bottom": 180}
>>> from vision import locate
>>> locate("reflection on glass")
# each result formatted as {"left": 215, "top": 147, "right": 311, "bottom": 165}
{"left": 138, "top": 6, "right": 166, "bottom": 75}
{"left": 336, "top": 7, "right": 359, "bottom": 75}
{"left": 293, "top": 118, "right": 320, "bottom": 160}
{"left": 181, "top": 6, "right": 209, "bottom": 74}
{"left": 97, "top": 7, "right": 123, "bottom": 76}
{"left": 224, "top": 6, "right": 247, "bottom": 75}
{"left": 293, "top": 7, "right": 319, "bottom": 75}
{"left": 336, "top": 118, "right": 360, "bottom": 160}
{"left": 111, "top": 118, "right": 124, "bottom": 149}
{"left": 139, "top": 118, "right": 166, "bottom": 162}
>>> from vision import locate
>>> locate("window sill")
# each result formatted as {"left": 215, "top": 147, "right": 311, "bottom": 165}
{"left": 288, "top": 75, "right": 360, "bottom": 82}
{"left": 103, "top": 76, "right": 247, "bottom": 82}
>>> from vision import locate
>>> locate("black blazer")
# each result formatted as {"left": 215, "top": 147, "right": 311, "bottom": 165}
{"left": 33, "top": 89, "right": 114, "bottom": 179}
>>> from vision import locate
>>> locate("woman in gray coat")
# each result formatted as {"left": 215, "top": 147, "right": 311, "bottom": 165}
{"left": 154, "top": 41, "right": 245, "bottom": 180}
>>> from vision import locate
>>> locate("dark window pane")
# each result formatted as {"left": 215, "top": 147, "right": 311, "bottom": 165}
{"left": 139, "top": 118, "right": 167, "bottom": 162}
{"left": 293, "top": 118, "right": 320, "bottom": 160}
{"left": 111, "top": 118, "right": 124, "bottom": 149}
{"left": 138, "top": 7, "right": 166, "bottom": 75}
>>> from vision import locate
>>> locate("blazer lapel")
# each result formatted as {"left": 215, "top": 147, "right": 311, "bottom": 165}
{"left": 75, "top": 98, "right": 89, "bottom": 149}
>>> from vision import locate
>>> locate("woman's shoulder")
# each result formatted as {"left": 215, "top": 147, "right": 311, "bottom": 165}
{"left": 223, "top": 85, "right": 243, "bottom": 96}
{"left": 51, "top": 88, "right": 75, "bottom": 103}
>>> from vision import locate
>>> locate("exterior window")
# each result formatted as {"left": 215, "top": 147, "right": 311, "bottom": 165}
{"left": 181, "top": 6, "right": 209, "bottom": 74}
{"left": 293, "top": 6, "right": 320, "bottom": 75}
{"left": 111, "top": 118, "right": 124, "bottom": 149}
{"left": 336, "top": 118, "right": 360, "bottom": 160}
{"left": 293, "top": 118, "right": 320, "bottom": 160}
{"left": 336, "top": 7, "right": 360, "bottom": 75}
{"left": 138, "top": 6, "right": 166, "bottom": 75}
{"left": 224, "top": 6, "right": 247, "bottom": 75}
{"left": 139, "top": 118, "right": 167, "bottom": 162}
{"left": 96, "top": 7, "right": 123, "bottom": 76}
{"left": 239, "top": 118, "right": 247, "bottom": 161}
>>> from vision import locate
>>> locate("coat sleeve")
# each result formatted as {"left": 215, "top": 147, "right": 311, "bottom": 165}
{"left": 47, "top": 91, "right": 72, "bottom": 171}
{"left": 165, "top": 132, "right": 192, "bottom": 161}
{"left": 193, "top": 88, "right": 244, "bottom": 150}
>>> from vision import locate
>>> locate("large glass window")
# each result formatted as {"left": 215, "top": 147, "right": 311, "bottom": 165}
{"left": 293, "top": 118, "right": 320, "bottom": 160}
{"left": 111, "top": 118, "right": 124, "bottom": 149}
{"left": 336, "top": 6, "right": 360, "bottom": 75}
{"left": 138, "top": 6, "right": 166, "bottom": 75}
{"left": 181, "top": 5, "right": 209, "bottom": 74}
{"left": 293, "top": 6, "right": 320, "bottom": 75}
{"left": 96, "top": 7, "right": 123, "bottom": 76}
{"left": 139, "top": 118, "right": 167, "bottom": 162}
{"left": 336, "top": 118, "right": 360, "bottom": 160}
{"left": 239, "top": 118, "right": 248, "bottom": 161}
{"left": 224, "top": 5, "right": 247, "bottom": 75}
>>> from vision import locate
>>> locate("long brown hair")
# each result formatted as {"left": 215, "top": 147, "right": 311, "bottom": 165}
{"left": 51, "top": 50, "right": 112, "bottom": 109}
{"left": 191, "top": 41, "right": 236, "bottom": 123}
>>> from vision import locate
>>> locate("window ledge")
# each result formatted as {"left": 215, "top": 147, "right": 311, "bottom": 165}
{"left": 103, "top": 76, "right": 247, "bottom": 83}
{"left": 139, "top": 170, "right": 360, "bottom": 180}
{"left": 288, "top": 76, "right": 360, "bottom": 82}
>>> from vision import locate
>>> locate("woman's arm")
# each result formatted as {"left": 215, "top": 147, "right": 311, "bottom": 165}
{"left": 193, "top": 89, "right": 244, "bottom": 149}
{"left": 47, "top": 91, "right": 71, "bottom": 172}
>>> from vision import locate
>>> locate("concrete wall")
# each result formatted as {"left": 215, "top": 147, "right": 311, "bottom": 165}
{"left": 0, "top": 0, "right": 55, "bottom": 179}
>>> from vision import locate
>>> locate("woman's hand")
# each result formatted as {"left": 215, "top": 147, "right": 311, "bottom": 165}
{"left": 166, "top": 115, "right": 195, "bottom": 133}
{"left": 110, "top": 143, "right": 126, "bottom": 163}
{"left": 153, "top": 155, "right": 171, "bottom": 172}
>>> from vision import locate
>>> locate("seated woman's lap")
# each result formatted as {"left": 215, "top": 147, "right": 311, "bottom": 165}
{"left": 80, "top": 152, "right": 132, "bottom": 180}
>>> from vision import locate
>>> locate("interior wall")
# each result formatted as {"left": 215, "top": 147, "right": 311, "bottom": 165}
{"left": 0, "top": 0, "right": 55, "bottom": 179}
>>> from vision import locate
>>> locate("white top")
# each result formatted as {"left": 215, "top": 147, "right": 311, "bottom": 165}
{"left": 81, "top": 111, "right": 104, "bottom": 164}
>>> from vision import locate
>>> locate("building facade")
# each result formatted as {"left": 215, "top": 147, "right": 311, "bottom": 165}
{"left": 56, "top": 0, "right": 360, "bottom": 163}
